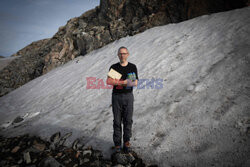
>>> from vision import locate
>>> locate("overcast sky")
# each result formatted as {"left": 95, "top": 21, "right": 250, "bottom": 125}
{"left": 0, "top": 0, "right": 99, "bottom": 57}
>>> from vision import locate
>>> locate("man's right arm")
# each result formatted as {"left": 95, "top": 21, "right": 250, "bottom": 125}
{"left": 106, "top": 76, "right": 127, "bottom": 86}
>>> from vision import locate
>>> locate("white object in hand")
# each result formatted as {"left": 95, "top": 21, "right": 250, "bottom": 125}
{"left": 108, "top": 68, "right": 122, "bottom": 79}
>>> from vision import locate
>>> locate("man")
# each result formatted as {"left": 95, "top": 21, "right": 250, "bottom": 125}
{"left": 107, "top": 46, "right": 138, "bottom": 153}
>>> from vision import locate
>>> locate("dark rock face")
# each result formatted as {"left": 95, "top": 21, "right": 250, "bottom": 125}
{"left": 0, "top": 0, "right": 247, "bottom": 97}
{"left": 0, "top": 39, "right": 53, "bottom": 97}
{"left": 0, "top": 132, "right": 157, "bottom": 166}
{"left": 11, "top": 39, "right": 50, "bottom": 58}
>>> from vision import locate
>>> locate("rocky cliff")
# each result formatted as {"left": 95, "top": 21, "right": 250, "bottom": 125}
{"left": 0, "top": 0, "right": 247, "bottom": 97}
{"left": 11, "top": 39, "right": 50, "bottom": 58}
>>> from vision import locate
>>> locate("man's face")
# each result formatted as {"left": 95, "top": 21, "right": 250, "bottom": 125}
{"left": 118, "top": 48, "right": 129, "bottom": 63}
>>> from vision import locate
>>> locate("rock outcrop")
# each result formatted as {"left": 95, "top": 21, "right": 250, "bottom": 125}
{"left": 0, "top": 56, "right": 21, "bottom": 71}
{"left": 0, "top": 132, "right": 157, "bottom": 167}
{"left": 11, "top": 38, "right": 50, "bottom": 57}
{"left": 0, "top": 39, "right": 53, "bottom": 97}
{"left": 0, "top": 0, "right": 248, "bottom": 97}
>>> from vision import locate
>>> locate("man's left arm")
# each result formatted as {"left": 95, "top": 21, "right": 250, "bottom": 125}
{"left": 134, "top": 65, "right": 138, "bottom": 86}
{"left": 126, "top": 65, "right": 138, "bottom": 87}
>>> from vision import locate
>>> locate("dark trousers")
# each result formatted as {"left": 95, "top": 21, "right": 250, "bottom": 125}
{"left": 112, "top": 92, "right": 134, "bottom": 146}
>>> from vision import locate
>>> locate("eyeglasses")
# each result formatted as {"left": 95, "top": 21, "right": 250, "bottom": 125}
{"left": 118, "top": 53, "right": 128, "bottom": 56}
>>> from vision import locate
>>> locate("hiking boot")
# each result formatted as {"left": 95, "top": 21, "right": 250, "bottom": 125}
{"left": 123, "top": 141, "right": 132, "bottom": 153}
{"left": 115, "top": 145, "right": 122, "bottom": 153}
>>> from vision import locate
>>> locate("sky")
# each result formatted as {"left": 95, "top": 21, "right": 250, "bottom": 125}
{"left": 0, "top": 0, "right": 99, "bottom": 57}
{"left": 0, "top": 7, "right": 249, "bottom": 166}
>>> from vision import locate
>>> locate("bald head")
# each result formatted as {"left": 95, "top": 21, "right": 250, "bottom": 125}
{"left": 117, "top": 46, "right": 129, "bottom": 55}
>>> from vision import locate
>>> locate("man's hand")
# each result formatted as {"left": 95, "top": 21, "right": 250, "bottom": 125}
{"left": 126, "top": 79, "right": 138, "bottom": 87}
{"left": 107, "top": 77, "right": 137, "bottom": 87}
{"left": 107, "top": 77, "right": 127, "bottom": 86}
